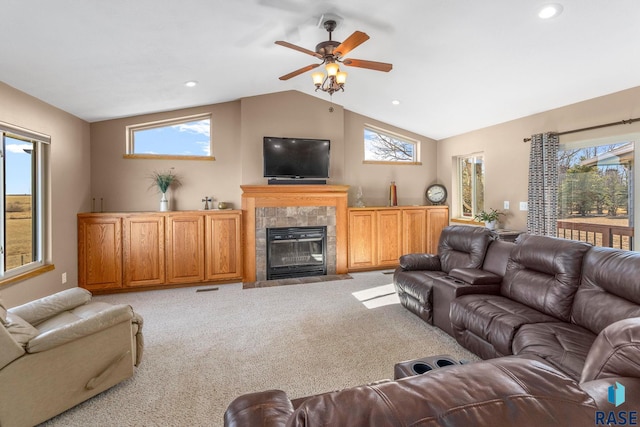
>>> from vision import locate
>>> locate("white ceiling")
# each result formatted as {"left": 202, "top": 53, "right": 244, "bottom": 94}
{"left": 2, "top": 0, "right": 640, "bottom": 140}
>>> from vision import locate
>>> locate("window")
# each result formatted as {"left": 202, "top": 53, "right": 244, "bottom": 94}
{"left": 1, "top": 122, "right": 48, "bottom": 281}
{"left": 125, "top": 114, "right": 213, "bottom": 160}
{"left": 363, "top": 126, "right": 420, "bottom": 164}
{"left": 557, "top": 136, "right": 635, "bottom": 250}
{"left": 458, "top": 154, "right": 484, "bottom": 219}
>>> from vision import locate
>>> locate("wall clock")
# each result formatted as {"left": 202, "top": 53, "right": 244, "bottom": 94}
{"left": 426, "top": 184, "right": 447, "bottom": 205}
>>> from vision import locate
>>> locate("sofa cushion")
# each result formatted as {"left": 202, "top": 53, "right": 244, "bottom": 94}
{"left": 501, "top": 234, "right": 591, "bottom": 322}
{"left": 512, "top": 322, "right": 596, "bottom": 381}
{"left": 450, "top": 294, "right": 557, "bottom": 357}
{"left": 438, "top": 225, "right": 492, "bottom": 273}
{"left": 4, "top": 313, "right": 39, "bottom": 346}
{"left": 284, "top": 357, "right": 596, "bottom": 427}
{"left": 571, "top": 247, "right": 640, "bottom": 334}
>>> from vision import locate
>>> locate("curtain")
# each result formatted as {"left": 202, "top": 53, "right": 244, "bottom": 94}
{"left": 527, "top": 132, "right": 559, "bottom": 236}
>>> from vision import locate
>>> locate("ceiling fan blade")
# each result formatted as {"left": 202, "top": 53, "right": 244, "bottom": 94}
{"left": 279, "top": 63, "right": 320, "bottom": 81}
{"left": 275, "top": 41, "right": 323, "bottom": 59}
{"left": 334, "top": 31, "right": 369, "bottom": 57}
{"left": 342, "top": 58, "right": 393, "bottom": 72}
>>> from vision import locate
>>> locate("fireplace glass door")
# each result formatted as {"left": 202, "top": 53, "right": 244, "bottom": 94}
{"left": 267, "top": 226, "right": 327, "bottom": 280}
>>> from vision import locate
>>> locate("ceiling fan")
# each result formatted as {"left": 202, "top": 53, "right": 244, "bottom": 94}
{"left": 275, "top": 19, "right": 393, "bottom": 95}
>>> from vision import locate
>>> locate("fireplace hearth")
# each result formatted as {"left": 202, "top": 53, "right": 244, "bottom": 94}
{"left": 267, "top": 226, "right": 327, "bottom": 280}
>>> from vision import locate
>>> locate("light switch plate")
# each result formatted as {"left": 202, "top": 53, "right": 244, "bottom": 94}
{"left": 519, "top": 201, "right": 528, "bottom": 211}
{"left": 504, "top": 201, "right": 510, "bottom": 209}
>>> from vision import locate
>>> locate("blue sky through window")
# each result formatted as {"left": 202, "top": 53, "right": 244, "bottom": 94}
{"left": 5, "top": 136, "right": 32, "bottom": 195}
{"left": 134, "top": 118, "right": 210, "bottom": 156}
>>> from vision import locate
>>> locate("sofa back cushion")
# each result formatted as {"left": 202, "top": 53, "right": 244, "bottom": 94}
{"left": 501, "top": 234, "right": 591, "bottom": 321}
{"left": 438, "top": 225, "right": 492, "bottom": 273}
{"left": 571, "top": 246, "right": 640, "bottom": 334}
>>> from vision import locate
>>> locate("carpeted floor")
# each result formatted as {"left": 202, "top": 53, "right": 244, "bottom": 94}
{"left": 42, "top": 271, "right": 479, "bottom": 427}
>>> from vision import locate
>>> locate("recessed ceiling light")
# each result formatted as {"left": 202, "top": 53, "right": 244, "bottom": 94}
{"left": 184, "top": 81, "right": 198, "bottom": 87}
{"left": 391, "top": 100, "right": 401, "bottom": 105}
{"left": 538, "top": 4, "right": 563, "bottom": 19}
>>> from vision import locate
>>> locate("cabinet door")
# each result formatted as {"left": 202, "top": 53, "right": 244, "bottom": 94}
{"left": 205, "top": 213, "right": 243, "bottom": 280}
{"left": 377, "top": 209, "right": 402, "bottom": 266}
{"left": 78, "top": 216, "right": 122, "bottom": 291}
{"left": 166, "top": 214, "right": 205, "bottom": 284}
{"left": 402, "top": 209, "right": 427, "bottom": 255}
{"left": 123, "top": 215, "right": 165, "bottom": 287}
{"left": 427, "top": 207, "right": 449, "bottom": 254}
{"left": 348, "top": 210, "right": 376, "bottom": 269}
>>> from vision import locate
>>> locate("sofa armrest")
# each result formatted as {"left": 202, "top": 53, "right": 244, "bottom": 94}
{"left": 0, "top": 325, "right": 26, "bottom": 369}
{"left": 448, "top": 268, "right": 502, "bottom": 285}
{"left": 25, "top": 304, "right": 133, "bottom": 353}
{"left": 9, "top": 288, "right": 92, "bottom": 326}
{"left": 399, "top": 254, "right": 441, "bottom": 271}
{"left": 580, "top": 317, "right": 640, "bottom": 382}
{"left": 224, "top": 390, "right": 293, "bottom": 427}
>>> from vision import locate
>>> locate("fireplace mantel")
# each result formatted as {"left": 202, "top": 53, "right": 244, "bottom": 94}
{"left": 241, "top": 185, "right": 349, "bottom": 282}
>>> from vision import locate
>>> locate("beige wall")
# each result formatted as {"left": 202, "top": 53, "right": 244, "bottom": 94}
{"left": 438, "top": 86, "right": 640, "bottom": 231}
{"left": 90, "top": 101, "right": 242, "bottom": 212}
{"left": 89, "top": 90, "right": 435, "bottom": 211}
{"left": 344, "top": 110, "right": 438, "bottom": 206}
{"left": 0, "top": 82, "right": 91, "bottom": 307}
{"left": 239, "top": 90, "right": 346, "bottom": 186}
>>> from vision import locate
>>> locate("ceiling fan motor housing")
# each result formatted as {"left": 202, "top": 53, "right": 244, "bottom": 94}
{"left": 316, "top": 40, "right": 340, "bottom": 58}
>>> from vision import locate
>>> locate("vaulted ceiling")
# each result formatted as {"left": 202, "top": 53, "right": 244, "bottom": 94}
{"left": 2, "top": 0, "right": 640, "bottom": 139}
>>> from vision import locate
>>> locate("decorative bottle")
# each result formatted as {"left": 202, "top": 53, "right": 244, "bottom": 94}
{"left": 389, "top": 181, "right": 398, "bottom": 206}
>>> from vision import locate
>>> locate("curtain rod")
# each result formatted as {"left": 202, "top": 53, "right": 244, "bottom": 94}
{"left": 522, "top": 117, "right": 640, "bottom": 142}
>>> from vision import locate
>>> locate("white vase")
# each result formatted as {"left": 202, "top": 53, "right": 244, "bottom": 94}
{"left": 486, "top": 220, "right": 497, "bottom": 230}
{"left": 160, "top": 192, "right": 169, "bottom": 211}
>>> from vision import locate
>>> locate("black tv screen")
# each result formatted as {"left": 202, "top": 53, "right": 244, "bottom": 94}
{"left": 263, "top": 137, "right": 330, "bottom": 179}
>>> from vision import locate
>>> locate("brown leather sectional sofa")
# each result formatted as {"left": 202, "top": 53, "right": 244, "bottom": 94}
{"left": 224, "top": 225, "right": 640, "bottom": 426}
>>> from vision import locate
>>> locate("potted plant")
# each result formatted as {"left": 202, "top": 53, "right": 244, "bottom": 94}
{"left": 474, "top": 208, "right": 504, "bottom": 230}
{"left": 149, "top": 170, "right": 181, "bottom": 211}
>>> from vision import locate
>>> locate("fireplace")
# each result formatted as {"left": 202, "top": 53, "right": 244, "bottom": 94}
{"left": 267, "top": 226, "right": 327, "bottom": 280}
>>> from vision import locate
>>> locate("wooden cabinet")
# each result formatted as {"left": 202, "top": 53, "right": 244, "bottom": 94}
{"left": 377, "top": 209, "right": 402, "bottom": 267}
{"left": 166, "top": 214, "right": 205, "bottom": 284}
{"left": 78, "top": 210, "right": 243, "bottom": 293}
{"left": 123, "top": 214, "right": 165, "bottom": 288}
{"left": 78, "top": 216, "right": 122, "bottom": 291}
{"left": 348, "top": 210, "right": 377, "bottom": 270}
{"left": 347, "top": 206, "right": 449, "bottom": 271}
{"left": 205, "top": 213, "right": 242, "bottom": 280}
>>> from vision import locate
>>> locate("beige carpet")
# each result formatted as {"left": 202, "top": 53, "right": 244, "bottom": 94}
{"left": 42, "top": 271, "right": 479, "bottom": 427}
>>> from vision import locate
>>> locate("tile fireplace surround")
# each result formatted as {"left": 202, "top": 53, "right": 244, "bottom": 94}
{"left": 241, "top": 185, "right": 349, "bottom": 283}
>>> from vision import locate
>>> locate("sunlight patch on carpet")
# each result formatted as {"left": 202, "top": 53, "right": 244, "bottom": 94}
{"left": 352, "top": 283, "right": 400, "bottom": 309}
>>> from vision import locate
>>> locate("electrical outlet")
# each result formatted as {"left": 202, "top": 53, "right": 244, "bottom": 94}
{"left": 519, "top": 201, "right": 528, "bottom": 211}
{"left": 62, "top": 272, "right": 67, "bottom": 284}
{"left": 503, "top": 201, "right": 510, "bottom": 210}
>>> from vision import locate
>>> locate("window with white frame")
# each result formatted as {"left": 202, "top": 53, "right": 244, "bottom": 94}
{"left": 126, "top": 113, "right": 213, "bottom": 159}
{"left": 363, "top": 126, "right": 420, "bottom": 164}
{"left": 1, "top": 122, "right": 48, "bottom": 280}
{"left": 458, "top": 154, "right": 485, "bottom": 219}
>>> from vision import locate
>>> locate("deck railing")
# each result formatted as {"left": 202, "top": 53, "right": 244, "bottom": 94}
{"left": 557, "top": 221, "right": 634, "bottom": 251}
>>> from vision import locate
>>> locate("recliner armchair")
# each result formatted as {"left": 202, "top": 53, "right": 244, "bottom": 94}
{"left": 0, "top": 287, "right": 143, "bottom": 427}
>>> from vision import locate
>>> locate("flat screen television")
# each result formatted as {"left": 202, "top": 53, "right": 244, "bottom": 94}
{"left": 263, "top": 136, "right": 330, "bottom": 179}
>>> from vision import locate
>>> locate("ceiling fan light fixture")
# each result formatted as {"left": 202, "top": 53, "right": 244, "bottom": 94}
{"left": 325, "top": 62, "right": 339, "bottom": 77}
{"left": 336, "top": 71, "right": 348, "bottom": 85}
{"left": 311, "top": 71, "right": 325, "bottom": 86}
